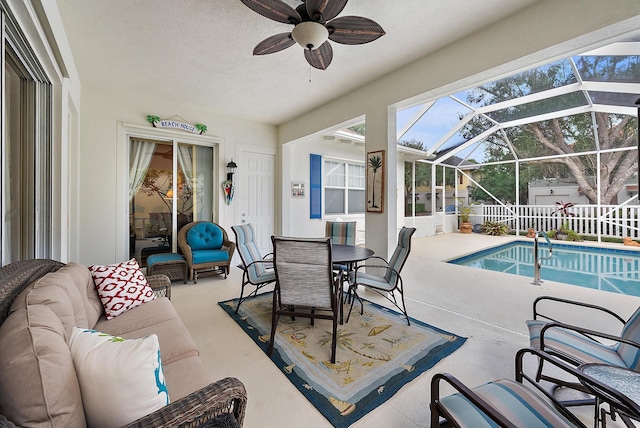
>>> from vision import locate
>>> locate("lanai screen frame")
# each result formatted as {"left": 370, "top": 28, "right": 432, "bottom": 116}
{"left": 399, "top": 40, "right": 640, "bottom": 241}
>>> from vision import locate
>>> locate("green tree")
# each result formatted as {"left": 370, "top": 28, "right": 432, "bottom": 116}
{"left": 463, "top": 58, "right": 638, "bottom": 204}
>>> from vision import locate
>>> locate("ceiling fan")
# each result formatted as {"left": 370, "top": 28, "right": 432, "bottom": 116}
{"left": 240, "top": 0, "right": 385, "bottom": 70}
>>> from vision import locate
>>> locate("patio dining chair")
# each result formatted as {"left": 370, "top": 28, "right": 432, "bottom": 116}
{"left": 347, "top": 226, "right": 416, "bottom": 326}
{"left": 268, "top": 236, "right": 341, "bottom": 364}
{"left": 231, "top": 223, "right": 276, "bottom": 313}
{"left": 325, "top": 221, "right": 356, "bottom": 246}
{"left": 431, "top": 347, "right": 591, "bottom": 428}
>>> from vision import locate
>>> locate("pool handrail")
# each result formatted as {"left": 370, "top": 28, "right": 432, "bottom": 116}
{"left": 532, "top": 231, "right": 553, "bottom": 286}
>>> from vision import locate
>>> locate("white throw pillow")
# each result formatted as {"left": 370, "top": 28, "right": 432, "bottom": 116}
{"left": 89, "top": 258, "right": 155, "bottom": 319}
{"left": 69, "top": 327, "right": 170, "bottom": 428}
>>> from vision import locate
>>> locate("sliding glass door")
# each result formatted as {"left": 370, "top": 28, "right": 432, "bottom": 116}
{"left": 1, "top": 13, "right": 52, "bottom": 264}
{"left": 128, "top": 138, "right": 214, "bottom": 266}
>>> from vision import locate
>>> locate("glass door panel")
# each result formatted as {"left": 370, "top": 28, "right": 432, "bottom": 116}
{"left": 129, "top": 140, "right": 214, "bottom": 266}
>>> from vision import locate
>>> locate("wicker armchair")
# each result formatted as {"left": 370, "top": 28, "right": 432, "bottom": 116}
{"left": 178, "top": 222, "right": 236, "bottom": 283}
{"left": 0, "top": 259, "right": 247, "bottom": 428}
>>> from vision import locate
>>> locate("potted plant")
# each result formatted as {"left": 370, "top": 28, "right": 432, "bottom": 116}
{"left": 459, "top": 205, "right": 473, "bottom": 234}
{"left": 482, "top": 220, "right": 508, "bottom": 236}
{"left": 552, "top": 201, "right": 576, "bottom": 241}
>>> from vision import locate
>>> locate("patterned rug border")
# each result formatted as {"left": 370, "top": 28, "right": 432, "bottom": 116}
{"left": 218, "top": 292, "right": 466, "bottom": 427}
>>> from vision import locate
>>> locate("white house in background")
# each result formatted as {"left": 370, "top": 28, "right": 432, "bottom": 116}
{"left": 528, "top": 177, "right": 639, "bottom": 206}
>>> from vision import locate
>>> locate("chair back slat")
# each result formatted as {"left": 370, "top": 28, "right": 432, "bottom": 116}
{"left": 385, "top": 227, "right": 416, "bottom": 284}
{"left": 618, "top": 306, "right": 640, "bottom": 370}
{"left": 272, "top": 236, "right": 333, "bottom": 309}
{"left": 232, "top": 224, "right": 269, "bottom": 281}
{"left": 325, "top": 221, "right": 356, "bottom": 246}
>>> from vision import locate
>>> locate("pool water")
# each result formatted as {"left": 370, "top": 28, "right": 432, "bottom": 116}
{"left": 448, "top": 241, "right": 640, "bottom": 297}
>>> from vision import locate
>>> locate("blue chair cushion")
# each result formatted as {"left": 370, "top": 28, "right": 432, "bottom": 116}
{"left": 146, "top": 253, "right": 185, "bottom": 267}
{"left": 192, "top": 249, "right": 230, "bottom": 264}
{"left": 526, "top": 319, "right": 625, "bottom": 367}
{"left": 187, "top": 223, "right": 224, "bottom": 251}
{"left": 440, "top": 379, "right": 576, "bottom": 427}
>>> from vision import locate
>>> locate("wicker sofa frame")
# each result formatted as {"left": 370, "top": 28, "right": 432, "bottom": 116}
{"left": 0, "top": 259, "right": 247, "bottom": 428}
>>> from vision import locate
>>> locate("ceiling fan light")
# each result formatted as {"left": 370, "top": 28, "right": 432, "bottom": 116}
{"left": 291, "top": 21, "right": 328, "bottom": 50}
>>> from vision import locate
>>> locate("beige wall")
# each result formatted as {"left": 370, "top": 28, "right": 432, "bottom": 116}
{"left": 74, "top": 86, "right": 277, "bottom": 265}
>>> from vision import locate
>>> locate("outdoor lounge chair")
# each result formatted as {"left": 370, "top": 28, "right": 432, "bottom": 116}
{"left": 431, "top": 347, "right": 595, "bottom": 427}
{"left": 347, "top": 226, "right": 416, "bottom": 326}
{"left": 527, "top": 296, "right": 640, "bottom": 374}
{"left": 269, "top": 236, "right": 341, "bottom": 364}
{"left": 231, "top": 223, "right": 275, "bottom": 313}
{"left": 526, "top": 296, "right": 640, "bottom": 424}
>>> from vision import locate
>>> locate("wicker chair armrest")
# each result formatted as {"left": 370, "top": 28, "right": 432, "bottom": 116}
{"left": 145, "top": 274, "right": 172, "bottom": 300}
{"left": 124, "top": 377, "right": 247, "bottom": 428}
{"left": 222, "top": 242, "right": 236, "bottom": 260}
{"left": 533, "top": 295, "right": 626, "bottom": 325}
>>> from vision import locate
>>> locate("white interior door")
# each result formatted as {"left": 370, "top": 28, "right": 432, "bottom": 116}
{"left": 240, "top": 150, "right": 275, "bottom": 255}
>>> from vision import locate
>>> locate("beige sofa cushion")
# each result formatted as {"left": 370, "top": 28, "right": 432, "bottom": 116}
{"left": 0, "top": 304, "right": 86, "bottom": 427}
{"left": 95, "top": 297, "right": 200, "bottom": 365}
{"left": 10, "top": 262, "right": 103, "bottom": 331}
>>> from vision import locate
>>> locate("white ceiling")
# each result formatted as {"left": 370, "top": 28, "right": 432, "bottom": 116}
{"left": 55, "top": 0, "right": 539, "bottom": 125}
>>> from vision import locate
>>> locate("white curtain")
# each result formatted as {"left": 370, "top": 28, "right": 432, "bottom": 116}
{"left": 129, "top": 139, "right": 156, "bottom": 201}
{"left": 177, "top": 144, "right": 193, "bottom": 191}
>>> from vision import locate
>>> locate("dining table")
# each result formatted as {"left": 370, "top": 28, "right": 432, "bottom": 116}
{"left": 331, "top": 244, "right": 375, "bottom": 323}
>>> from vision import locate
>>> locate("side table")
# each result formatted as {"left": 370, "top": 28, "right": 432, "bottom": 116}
{"left": 146, "top": 253, "right": 188, "bottom": 284}
{"left": 579, "top": 363, "right": 640, "bottom": 427}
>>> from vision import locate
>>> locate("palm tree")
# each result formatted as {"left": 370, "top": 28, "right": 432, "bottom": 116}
{"left": 368, "top": 155, "right": 382, "bottom": 208}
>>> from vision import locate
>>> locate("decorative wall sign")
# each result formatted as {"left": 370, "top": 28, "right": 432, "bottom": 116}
{"left": 222, "top": 180, "right": 235, "bottom": 205}
{"left": 291, "top": 181, "right": 305, "bottom": 199}
{"left": 146, "top": 115, "right": 207, "bottom": 134}
{"left": 367, "top": 150, "right": 385, "bottom": 213}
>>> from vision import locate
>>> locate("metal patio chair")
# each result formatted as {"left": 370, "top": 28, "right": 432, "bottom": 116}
{"left": 231, "top": 223, "right": 276, "bottom": 313}
{"left": 268, "top": 236, "right": 341, "bottom": 364}
{"left": 431, "top": 348, "right": 591, "bottom": 428}
{"left": 347, "top": 226, "right": 416, "bottom": 326}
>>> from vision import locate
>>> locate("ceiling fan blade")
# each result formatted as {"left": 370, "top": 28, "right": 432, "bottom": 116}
{"left": 305, "top": 0, "right": 348, "bottom": 23}
{"left": 253, "top": 33, "right": 295, "bottom": 55}
{"left": 304, "top": 42, "right": 333, "bottom": 70}
{"left": 327, "top": 16, "right": 385, "bottom": 45}
{"left": 240, "top": 0, "right": 301, "bottom": 24}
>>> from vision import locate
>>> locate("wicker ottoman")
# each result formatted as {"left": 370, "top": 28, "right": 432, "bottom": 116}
{"left": 146, "top": 253, "right": 188, "bottom": 284}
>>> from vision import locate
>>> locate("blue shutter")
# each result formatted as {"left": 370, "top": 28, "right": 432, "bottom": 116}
{"left": 310, "top": 154, "right": 322, "bottom": 219}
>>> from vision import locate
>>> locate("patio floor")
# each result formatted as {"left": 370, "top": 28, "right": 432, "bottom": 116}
{"left": 170, "top": 232, "right": 640, "bottom": 427}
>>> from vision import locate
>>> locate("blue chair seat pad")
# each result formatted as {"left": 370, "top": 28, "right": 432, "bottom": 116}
{"left": 527, "top": 320, "right": 626, "bottom": 367}
{"left": 349, "top": 271, "right": 392, "bottom": 291}
{"left": 439, "top": 379, "right": 576, "bottom": 428}
{"left": 192, "top": 249, "right": 230, "bottom": 264}
{"left": 147, "top": 253, "right": 185, "bottom": 267}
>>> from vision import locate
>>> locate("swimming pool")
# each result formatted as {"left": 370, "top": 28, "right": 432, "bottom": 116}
{"left": 448, "top": 241, "right": 640, "bottom": 297}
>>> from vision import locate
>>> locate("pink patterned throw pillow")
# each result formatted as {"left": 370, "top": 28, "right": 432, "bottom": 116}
{"left": 89, "top": 259, "right": 155, "bottom": 319}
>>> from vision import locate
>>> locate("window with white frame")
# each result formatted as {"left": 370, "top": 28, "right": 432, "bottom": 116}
{"left": 324, "top": 160, "right": 365, "bottom": 215}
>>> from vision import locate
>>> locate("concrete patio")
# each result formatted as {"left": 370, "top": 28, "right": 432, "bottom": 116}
{"left": 170, "top": 233, "right": 640, "bottom": 427}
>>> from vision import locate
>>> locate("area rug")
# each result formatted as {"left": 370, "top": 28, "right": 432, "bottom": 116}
{"left": 218, "top": 292, "right": 466, "bottom": 427}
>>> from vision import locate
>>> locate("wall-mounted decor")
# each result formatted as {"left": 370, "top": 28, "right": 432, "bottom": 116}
{"left": 222, "top": 180, "right": 235, "bottom": 205}
{"left": 367, "top": 150, "right": 384, "bottom": 213}
{"left": 291, "top": 181, "right": 305, "bottom": 199}
{"left": 146, "top": 115, "right": 207, "bottom": 134}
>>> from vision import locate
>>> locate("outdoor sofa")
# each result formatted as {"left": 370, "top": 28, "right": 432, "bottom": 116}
{"left": 0, "top": 259, "right": 246, "bottom": 427}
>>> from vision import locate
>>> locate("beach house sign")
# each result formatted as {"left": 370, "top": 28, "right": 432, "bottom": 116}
{"left": 146, "top": 115, "right": 207, "bottom": 134}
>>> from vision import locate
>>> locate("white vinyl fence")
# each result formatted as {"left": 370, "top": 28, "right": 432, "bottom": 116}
{"left": 478, "top": 204, "right": 640, "bottom": 240}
